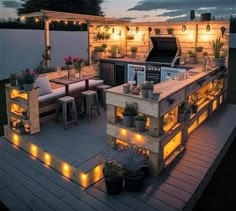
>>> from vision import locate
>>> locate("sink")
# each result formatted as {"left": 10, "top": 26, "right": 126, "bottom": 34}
{"left": 171, "top": 71, "right": 199, "bottom": 81}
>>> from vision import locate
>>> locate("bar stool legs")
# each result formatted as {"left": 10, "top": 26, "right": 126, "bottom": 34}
{"left": 81, "top": 90, "right": 100, "bottom": 122}
{"left": 56, "top": 96, "right": 78, "bottom": 129}
{"left": 96, "top": 84, "right": 112, "bottom": 110}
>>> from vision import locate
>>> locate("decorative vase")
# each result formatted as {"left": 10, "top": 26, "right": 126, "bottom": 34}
{"left": 141, "top": 89, "right": 149, "bottom": 98}
{"left": 105, "top": 176, "right": 123, "bottom": 195}
{"left": 23, "top": 83, "right": 33, "bottom": 91}
{"left": 135, "top": 120, "right": 146, "bottom": 132}
{"left": 75, "top": 72, "right": 81, "bottom": 79}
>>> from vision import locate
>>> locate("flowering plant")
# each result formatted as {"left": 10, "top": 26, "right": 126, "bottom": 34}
{"left": 21, "top": 68, "right": 37, "bottom": 84}
{"left": 72, "top": 57, "right": 84, "bottom": 73}
{"left": 64, "top": 56, "right": 73, "bottom": 66}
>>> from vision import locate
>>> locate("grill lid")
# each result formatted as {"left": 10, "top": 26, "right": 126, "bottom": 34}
{"left": 146, "top": 36, "right": 181, "bottom": 65}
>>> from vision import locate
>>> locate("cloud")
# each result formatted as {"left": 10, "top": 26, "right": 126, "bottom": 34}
{"left": 118, "top": 17, "right": 137, "bottom": 21}
{"left": 128, "top": 0, "right": 236, "bottom": 20}
{"left": 1, "top": 1, "right": 21, "bottom": 9}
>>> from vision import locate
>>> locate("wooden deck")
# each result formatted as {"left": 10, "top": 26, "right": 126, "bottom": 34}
{"left": 0, "top": 103, "right": 236, "bottom": 210}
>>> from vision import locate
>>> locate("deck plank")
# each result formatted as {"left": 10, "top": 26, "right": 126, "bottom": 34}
{"left": 0, "top": 168, "right": 53, "bottom": 210}
{"left": 0, "top": 148, "right": 82, "bottom": 211}
{"left": 0, "top": 184, "right": 31, "bottom": 211}
{"left": 145, "top": 177, "right": 192, "bottom": 202}
{"left": 85, "top": 185, "right": 135, "bottom": 211}
{"left": 0, "top": 139, "right": 112, "bottom": 211}
{"left": 94, "top": 179, "right": 157, "bottom": 211}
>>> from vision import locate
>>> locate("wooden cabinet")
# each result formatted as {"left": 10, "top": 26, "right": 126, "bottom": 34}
{"left": 5, "top": 84, "right": 40, "bottom": 135}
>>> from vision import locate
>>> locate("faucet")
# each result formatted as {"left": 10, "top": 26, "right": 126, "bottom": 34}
{"left": 202, "top": 56, "right": 210, "bottom": 72}
{"left": 171, "top": 56, "right": 186, "bottom": 68}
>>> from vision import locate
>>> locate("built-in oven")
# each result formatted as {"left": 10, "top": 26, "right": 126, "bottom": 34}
{"left": 127, "top": 64, "right": 146, "bottom": 85}
{"left": 146, "top": 64, "right": 161, "bottom": 84}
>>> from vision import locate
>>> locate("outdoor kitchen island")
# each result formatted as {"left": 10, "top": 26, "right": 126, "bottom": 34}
{"left": 106, "top": 64, "right": 228, "bottom": 176}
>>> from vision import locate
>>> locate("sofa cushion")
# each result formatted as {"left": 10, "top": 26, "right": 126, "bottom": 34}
{"left": 38, "top": 79, "right": 103, "bottom": 102}
{"left": 35, "top": 76, "right": 52, "bottom": 96}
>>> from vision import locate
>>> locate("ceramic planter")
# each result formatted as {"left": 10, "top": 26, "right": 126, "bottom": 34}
{"left": 135, "top": 120, "right": 146, "bottom": 132}
{"left": 105, "top": 176, "right": 123, "bottom": 195}
{"left": 124, "top": 173, "right": 144, "bottom": 192}
{"left": 141, "top": 89, "right": 149, "bottom": 98}
{"left": 23, "top": 83, "right": 34, "bottom": 91}
{"left": 211, "top": 58, "right": 225, "bottom": 67}
{"left": 123, "top": 115, "right": 134, "bottom": 127}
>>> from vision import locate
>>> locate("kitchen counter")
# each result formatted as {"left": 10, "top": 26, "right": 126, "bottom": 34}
{"left": 105, "top": 64, "right": 228, "bottom": 176}
{"left": 107, "top": 64, "right": 218, "bottom": 102}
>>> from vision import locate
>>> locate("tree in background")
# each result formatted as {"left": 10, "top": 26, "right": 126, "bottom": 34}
{"left": 17, "top": 0, "right": 104, "bottom": 16}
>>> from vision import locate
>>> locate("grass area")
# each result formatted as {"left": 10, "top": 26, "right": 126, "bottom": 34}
{"left": 193, "top": 136, "right": 236, "bottom": 210}
{"left": 0, "top": 80, "right": 8, "bottom": 136}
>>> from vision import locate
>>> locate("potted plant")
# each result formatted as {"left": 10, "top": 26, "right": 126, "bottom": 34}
{"left": 93, "top": 44, "right": 107, "bottom": 60}
{"left": 188, "top": 50, "right": 196, "bottom": 64}
{"left": 209, "top": 37, "right": 226, "bottom": 67}
{"left": 140, "top": 81, "right": 154, "bottom": 98}
{"left": 130, "top": 84, "right": 141, "bottom": 95}
{"left": 178, "top": 101, "right": 192, "bottom": 122}
{"left": 16, "top": 74, "right": 24, "bottom": 90}
{"left": 73, "top": 56, "right": 85, "bottom": 78}
{"left": 135, "top": 114, "right": 147, "bottom": 132}
{"left": 22, "top": 109, "right": 28, "bottom": 120}
{"left": 195, "top": 46, "right": 204, "bottom": 62}
{"left": 16, "top": 120, "right": 25, "bottom": 135}
{"left": 123, "top": 83, "right": 131, "bottom": 94}
{"left": 122, "top": 102, "right": 138, "bottom": 127}
{"left": 103, "top": 158, "right": 124, "bottom": 195}
{"left": 130, "top": 46, "right": 138, "bottom": 58}
{"left": 9, "top": 73, "right": 17, "bottom": 86}
{"left": 116, "top": 144, "right": 147, "bottom": 192}
{"left": 154, "top": 28, "right": 161, "bottom": 35}
{"left": 109, "top": 45, "right": 122, "bottom": 58}
{"left": 21, "top": 68, "right": 37, "bottom": 91}
{"left": 167, "top": 28, "right": 174, "bottom": 35}
{"left": 190, "top": 93, "right": 198, "bottom": 113}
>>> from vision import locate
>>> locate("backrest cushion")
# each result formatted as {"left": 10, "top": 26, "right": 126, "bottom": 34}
{"left": 34, "top": 76, "right": 52, "bottom": 96}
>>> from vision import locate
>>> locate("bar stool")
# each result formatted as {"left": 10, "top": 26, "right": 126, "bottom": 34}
{"left": 81, "top": 90, "right": 100, "bottom": 122}
{"left": 96, "top": 84, "right": 112, "bottom": 110}
{"left": 56, "top": 96, "right": 78, "bottom": 129}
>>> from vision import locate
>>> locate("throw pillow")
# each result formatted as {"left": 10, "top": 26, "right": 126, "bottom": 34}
{"left": 34, "top": 76, "right": 52, "bottom": 96}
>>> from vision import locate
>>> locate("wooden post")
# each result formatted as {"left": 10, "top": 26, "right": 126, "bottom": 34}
{"left": 44, "top": 18, "right": 50, "bottom": 68}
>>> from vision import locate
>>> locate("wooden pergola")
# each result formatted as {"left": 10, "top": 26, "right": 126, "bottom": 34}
{"left": 21, "top": 10, "right": 129, "bottom": 66}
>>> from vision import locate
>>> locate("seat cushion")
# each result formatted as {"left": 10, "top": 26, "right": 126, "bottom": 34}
{"left": 35, "top": 76, "right": 52, "bottom": 96}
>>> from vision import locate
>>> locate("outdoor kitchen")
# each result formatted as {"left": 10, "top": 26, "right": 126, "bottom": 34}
{"left": 3, "top": 10, "right": 232, "bottom": 190}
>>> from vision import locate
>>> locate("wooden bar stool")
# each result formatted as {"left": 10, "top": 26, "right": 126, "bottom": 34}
{"left": 81, "top": 90, "right": 100, "bottom": 122}
{"left": 96, "top": 84, "right": 112, "bottom": 110}
{"left": 56, "top": 96, "right": 78, "bottom": 129}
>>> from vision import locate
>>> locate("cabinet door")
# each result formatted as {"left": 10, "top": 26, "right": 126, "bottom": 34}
{"left": 100, "top": 62, "right": 115, "bottom": 86}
